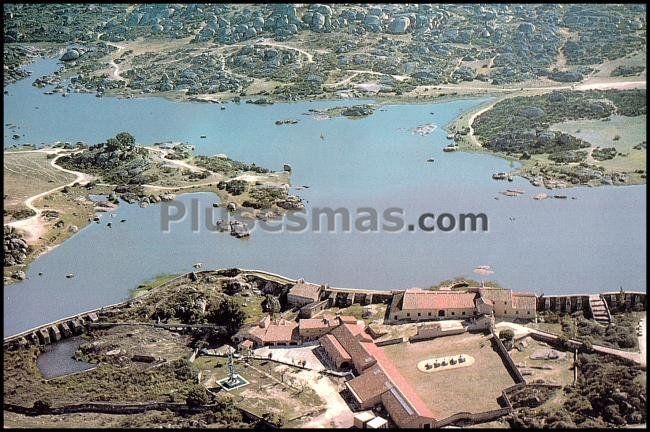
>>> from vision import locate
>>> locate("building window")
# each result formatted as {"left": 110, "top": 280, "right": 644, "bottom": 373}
{"left": 438, "top": 310, "right": 445, "bottom": 317}
{"left": 406, "top": 313, "right": 410, "bottom": 317}
{"left": 428, "top": 312, "right": 432, "bottom": 316}
{"left": 504, "top": 301, "right": 508, "bottom": 305}
{"left": 418, "top": 313, "right": 421, "bottom": 317}
{"left": 394, "top": 315, "right": 398, "bottom": 320}
{"left": 451, "top": 312, "right": 455, "bottom": 316}
{"left": 504, "top": 310, "right": 507, "bottom": 314}
{"left": 527, "top": 311, "right": 531, "bottom": 315}
{"left": 516, "top": 311, "right": 519, "bottom": 315}
{"left": 462, "top": 311, "right": 466, "bottom": 315}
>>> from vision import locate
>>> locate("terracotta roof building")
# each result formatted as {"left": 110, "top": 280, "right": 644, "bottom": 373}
{"left": 478, "top": 288, "right": 537, "bottom": 320}
{"left": 299, "top": 314, "right": 342, "bottom": 341}
{"left": 319, "top": 333, "right": 352, "bottom": 369}
{"left": 287, "top": 280, "right": 323, "bottom": 307}
{"left": 235, "top": 315, "right": 298, "bottom": 347}
{"left": 392, "top": 288, "right": 478, "bottom": 321}
{"left": 322, "top": 322, "right": 437, "bottom": 428}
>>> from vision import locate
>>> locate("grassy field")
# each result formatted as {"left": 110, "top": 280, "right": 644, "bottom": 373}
{"left": 31, "top": 183, "right": 114, "bottom": 252}
{"left": 3, "top": 342, "right": 196, "bottom": 407}
{"left": 4, "top": 182, "right": 114, "bottom": 283}
{"left": 3, "top": 151, "right": 76, "bottom": 222}
{"left": 195, "top": 356, "right": 325, "bottom": 426}
{"left": 508, "top": 337, "right": 574, "bottom": 387}
{"left": 549, "top": 115, "right": 646, "bottom": 173}
{"left": 381, "top": 332, "right": 516, "bottom": 418}
{"left": 2, "top": 409, "right": 242, "bottom": 428}
{"left": 129, "top": 273, "right": 181, "bottom": 298}
{"left": 231, "top": 293, "right": 264, "bottom": 325}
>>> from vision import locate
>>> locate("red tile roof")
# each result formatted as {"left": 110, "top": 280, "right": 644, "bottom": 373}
{"left": 327, "top": 323, "right": 436, "bottom": 422}
{"left": 347, "top": 364, "right": 392, "bottom": 404}
{"left": 512, "top": 293, "right": 536, "bottom": 310}
{"left": 330, "top": 324, "right": 376, "bottom": 371}
{"left": 361, "top": 341, "right": 435, "bottom": 419}
{"left": 479, "top": 288, "right": 537, "bottom": 310}
{"left": 299, "top": 314, "right": 339, "bottom": 331}
{"left": 289, "top": 282, "right": 322, "bottom": 302}
{"left": 249, "top": 318, "right": 298, "bottom": 344}
{"left": 478, "top": 287, "right": 511, "bottom": 304}
{"left": 320, "top": 334, "right": 351, "bottom": 363}
{"left": 239, "top": 340, "right": 254, "bottom": 349}
{"left": 339, "top": 315, "right": 358, "bottom": 324}
{"left": 402, "top": 288, "right": 476, "bottom": 310}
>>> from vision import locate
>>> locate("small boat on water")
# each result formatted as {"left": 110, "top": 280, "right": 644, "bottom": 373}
{"left": 533, "top": 193, "right": 549, "bottom": 200}
{"left": 492, "top": 172, "right": 508, "bottom": 180}
{"left": 500, "top": 191, "right": 518, "bottom": 197}
{"left": 320, "top": 133, "right": 325, "bottom": 140}
{"left": 476, "top": 265, "right": 491, "bottom": 270}
{"left": 443, "top": 146, "right": 457, "bottom": 152}
{"left": 507, "top": 189, "right": 525, "bottom": 195}
{"left": 427, "top": 158, "right": 435, "bottom": 162}
{"left": 193, "top": 262, "right": 203, "bottom": 269}
{"left": 446, "top": 134, "right": 455, "bottom": 140}
{"left": 554, "top": 195, "right": 567, "bottom": 199}
{"left": 200, "top": 135, "right": 207, "bottom": 138}
{"left": 66, "top": 273, "right": 75, "bottom": 279}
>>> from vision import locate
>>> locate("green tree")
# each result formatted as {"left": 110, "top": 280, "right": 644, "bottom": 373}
{"left": 206, "top": 298, "right": 246, "bottom": 334}
{"left": 185, "top": 385, "right": 209, "bottom": 406}
{"left": 33, "top": 399, "right": 51, "bottom": 413}
{"left": 116, "top": 131, "right": 135, "bottom": 146}
{"left": 499, "top": 329, "right": 515, "bottom": 341}
{"left": 262, "top": 294, "right": 281, "bottom": 315}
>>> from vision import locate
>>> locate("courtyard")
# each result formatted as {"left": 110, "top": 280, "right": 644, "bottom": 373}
{"left": 380, "top": 331, "right": 516, "bottom": 419}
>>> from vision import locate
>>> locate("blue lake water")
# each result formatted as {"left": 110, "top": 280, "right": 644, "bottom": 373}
{"left": 3, "top": 58, "right": 646, "bottom": 336}
{"left": 36, "top": 336, "right": 95, "bottom": 379}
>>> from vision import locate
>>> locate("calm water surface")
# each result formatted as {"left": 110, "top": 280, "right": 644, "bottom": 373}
{"left": 3, "top": 58, "right": 646, "bottom": 336}
{"left": 36, "top": 336, "right": 95, "bottom": 379}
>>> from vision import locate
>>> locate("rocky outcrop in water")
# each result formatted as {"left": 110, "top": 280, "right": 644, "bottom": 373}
{"left": 4, "top": 226, "right": 28, "bottom": 268}
{"left": 58, "top": 132, "right": 154, "bottom": 185}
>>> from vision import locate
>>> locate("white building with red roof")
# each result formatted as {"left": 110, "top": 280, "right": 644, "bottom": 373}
{"left": 392, "top": 288, "right": 478, "bottom": 321}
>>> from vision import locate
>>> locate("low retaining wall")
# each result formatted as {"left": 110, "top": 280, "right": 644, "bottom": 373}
{"left": 601, "top": 291, "right": 647, "bottom": 313}
{"left": 538, "top": 291, "right": 646, "bottom": 315}
{"left": 490, "top": 332, "right": 526, "bottom": 384}
{"left": 3, "top": 401, "right": 219, "bottom": 416}
{"left": 434, "top": 383, "right": 523, "bottom": 427}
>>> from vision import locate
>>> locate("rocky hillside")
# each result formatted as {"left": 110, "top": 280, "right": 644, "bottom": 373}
{"left": 57, "top": 132, "right": 154, "bottom": 185}
{"left": 3, "top": 4, "right": 645, "bottom": 101}
{"left": 474, "top": 89, "right": 647, "bottom": 156}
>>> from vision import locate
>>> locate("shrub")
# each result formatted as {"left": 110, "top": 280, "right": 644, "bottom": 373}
{"left": 185, "top": 385, "right": 209, "bottom": 406}
{"left": 33, "top": 399, "right": 51, "bottom": 412}
{"left": 499, "top": 329, "right": 515, "bottom": 340}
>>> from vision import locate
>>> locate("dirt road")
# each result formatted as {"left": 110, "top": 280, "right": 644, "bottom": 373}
{"left": 4, "top": 149, "right": 94, "bottom": 243}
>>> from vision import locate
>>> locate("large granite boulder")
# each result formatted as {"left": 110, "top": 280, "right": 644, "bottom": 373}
{"left": 389, "top": 16, "right": 410, "bottom": 34}
{"left": 60, "top": 48, "right": 80, "bottom": 61}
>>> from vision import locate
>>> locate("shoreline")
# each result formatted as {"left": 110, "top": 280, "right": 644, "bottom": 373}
{"left": 4, "top": 266, "right": 646, "bottom": 343}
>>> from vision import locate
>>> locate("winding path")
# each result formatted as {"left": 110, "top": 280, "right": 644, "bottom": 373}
{"left": 106, "top": 43, "right": 127, "bottom": 81}
{"left": 144, "top": 146, "right": 202, "bottom": 173}
{"left": 4, "top": 149, "right": 94, "bottom": 243}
